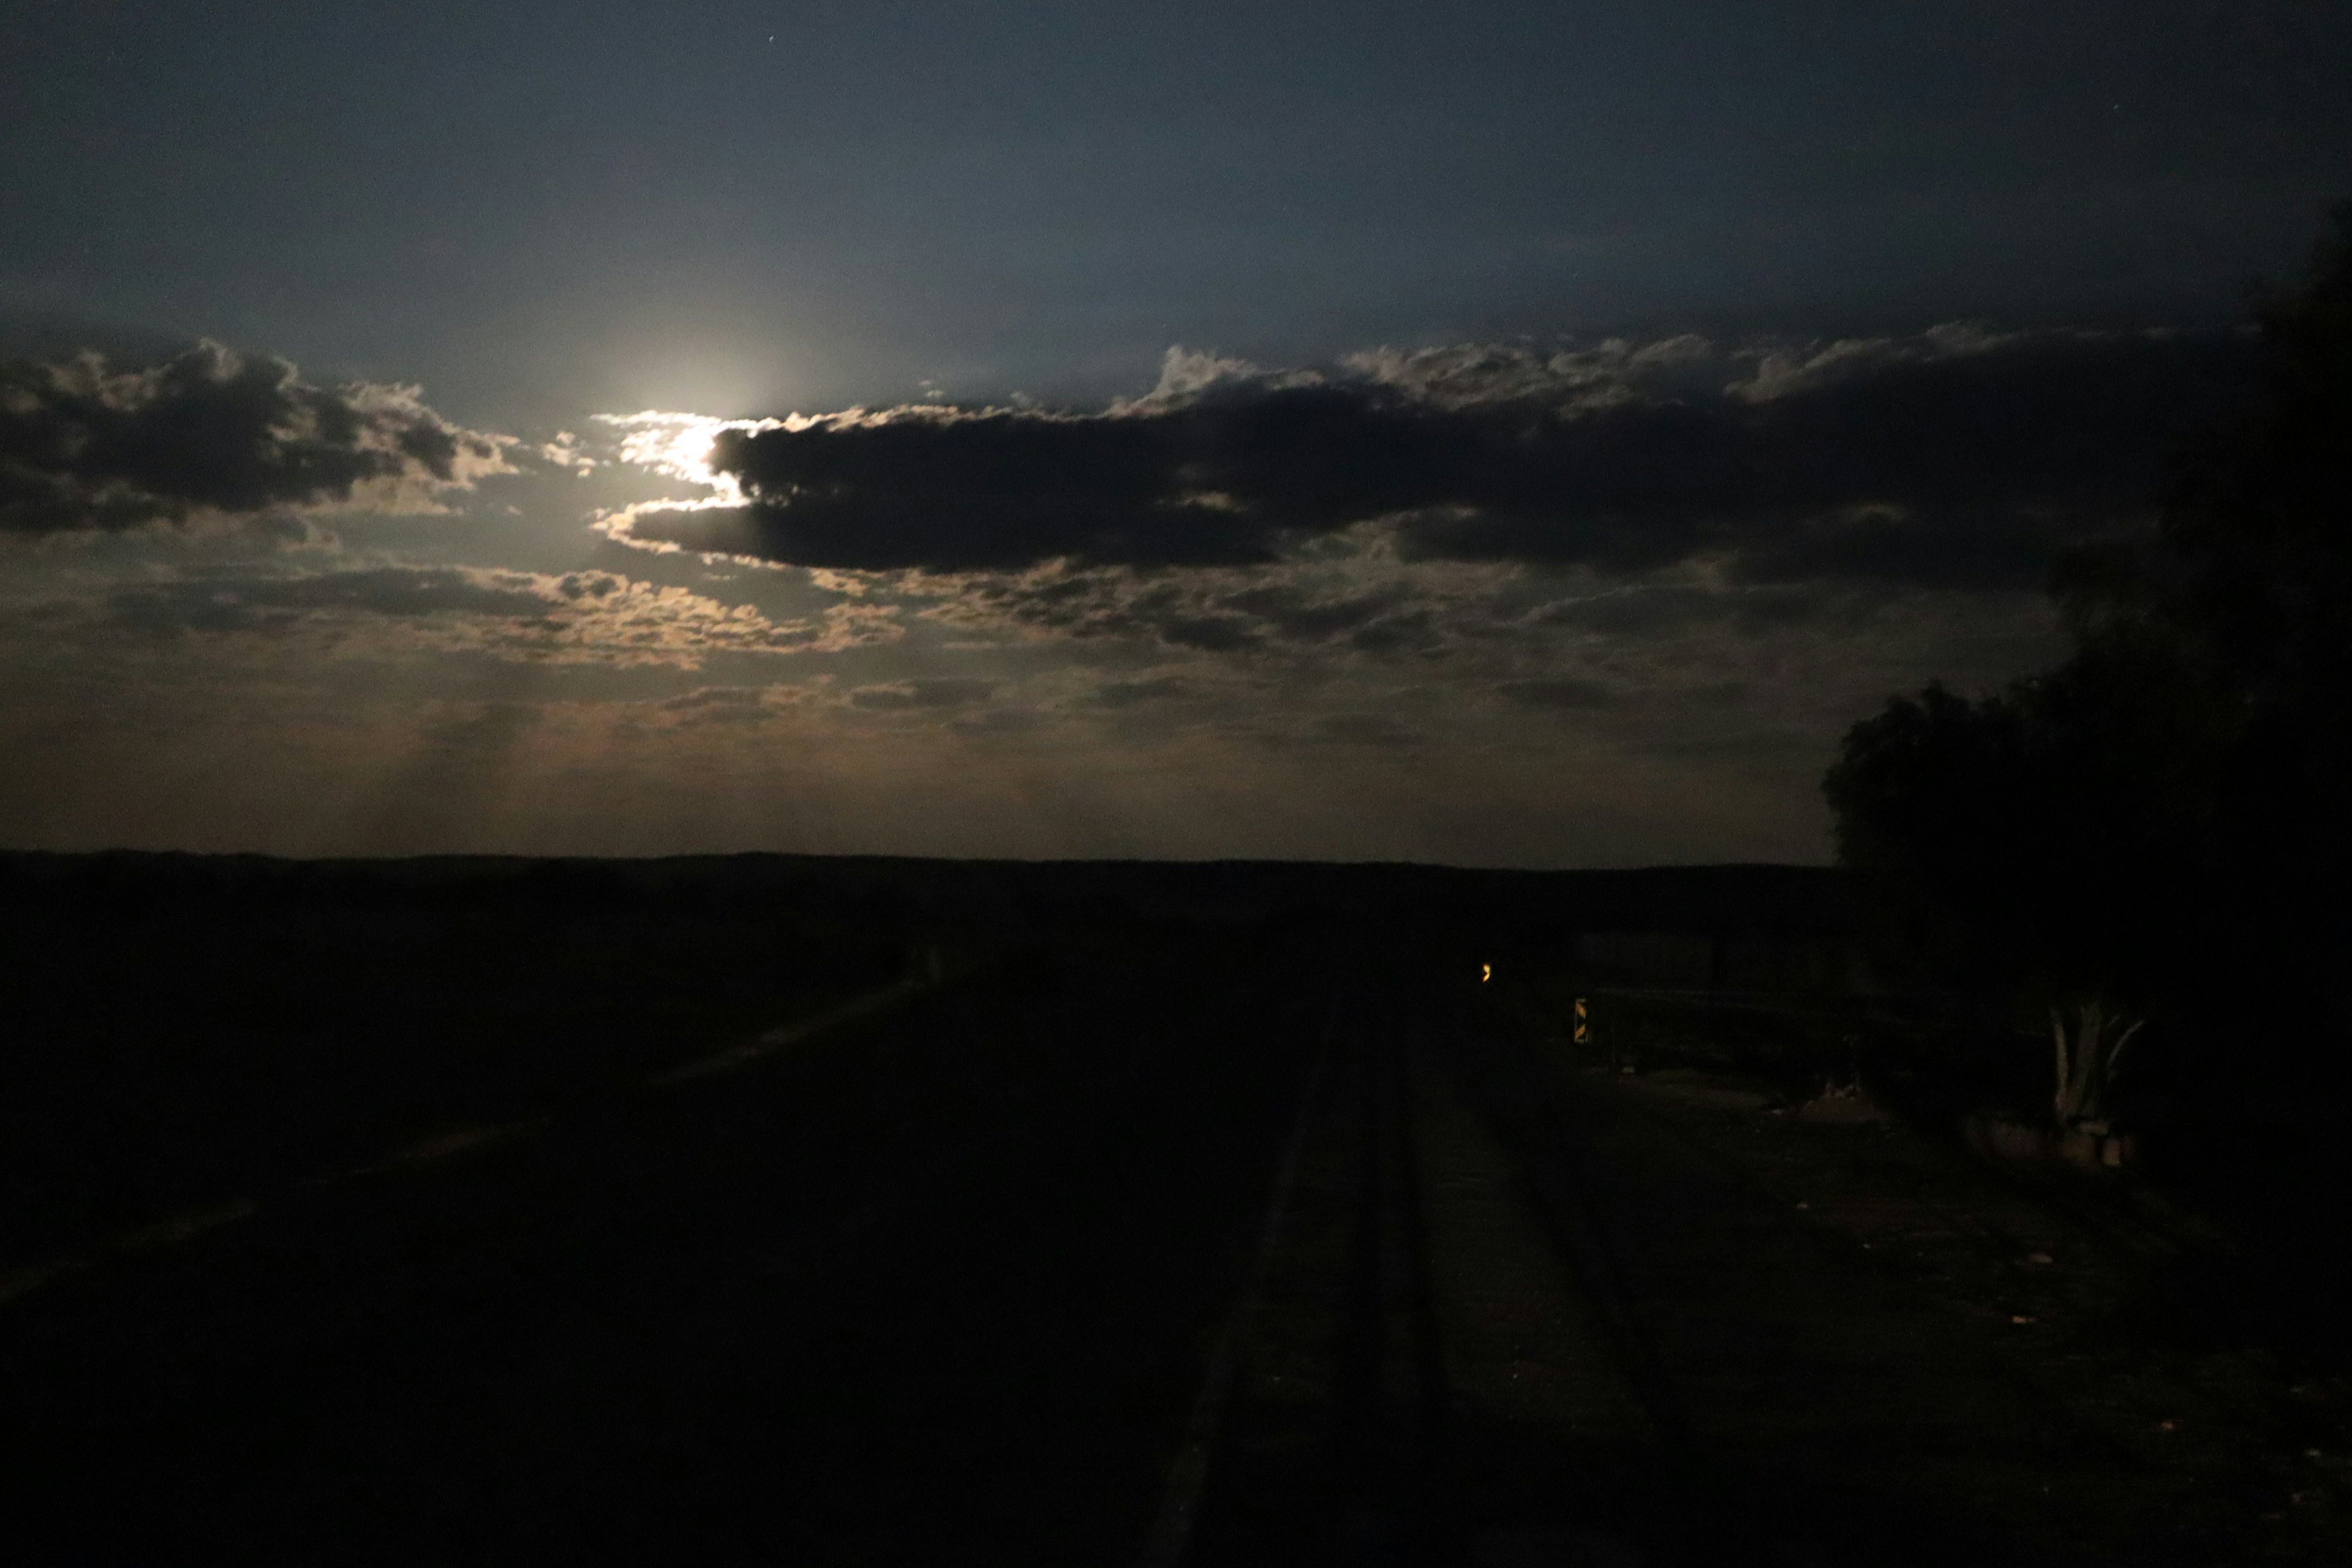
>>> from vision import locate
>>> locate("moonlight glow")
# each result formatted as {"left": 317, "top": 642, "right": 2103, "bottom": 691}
{"left": 594, "top": 411, "right": 785, "bottom": 507}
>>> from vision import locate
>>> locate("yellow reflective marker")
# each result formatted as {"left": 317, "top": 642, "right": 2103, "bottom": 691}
{"left": 1573, "top": 997, "right": 1589, "bottom": 1044}
{"left": 1480, "top": 962, "right": 1493, "bottom": 983}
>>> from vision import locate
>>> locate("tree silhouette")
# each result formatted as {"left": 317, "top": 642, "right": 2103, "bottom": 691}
{"left": 1826, "top": 205, "right": 2352, "bottom": 1125}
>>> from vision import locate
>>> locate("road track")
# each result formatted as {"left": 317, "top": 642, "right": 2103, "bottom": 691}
{"left": 1173, "top": 972, "right": 1706, "bottom": 1564}
{"left": 1167, "top": 967, "right": 2265, "bottom": 1566}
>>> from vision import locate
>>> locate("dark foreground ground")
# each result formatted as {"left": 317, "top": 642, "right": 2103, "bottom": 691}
{"left": 1, "top": 927, "right": 1314, "bottom": 1563}
{"left": 2, "top": 880, "right": 2348, "bottom": 1563}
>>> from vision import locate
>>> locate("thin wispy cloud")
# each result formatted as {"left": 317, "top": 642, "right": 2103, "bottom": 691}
{"left": 94, "top": 564, "right": 901, "bottom": 668}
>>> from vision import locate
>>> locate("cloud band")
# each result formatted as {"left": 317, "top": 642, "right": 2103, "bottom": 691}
{"left": 608, "top": 326, "right": 2255, "bottom": 591}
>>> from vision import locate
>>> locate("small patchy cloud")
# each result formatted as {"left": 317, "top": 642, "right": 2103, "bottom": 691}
{"left": 914, "top": 559, "right": 1482, "bottom": 659}
{"left": 1528, "top": 581, "right": 1835, "bottom": 637}
{"left": 1, "top": 341, "right": 516, "bottom": 537}
{"left": 946, "top": 706, "right": 1043, "bottom": 737}
{"left": 1311, "top": 712, "right": 1420, "bottom": 748}
{"left": 538, "top": 431, "right": 602, "bottom": 472}
{"left": 1086, "top": 674, "right": 1199, "bottom": 708}
{"left": 846, "top": 677, "right": 998, "bottom": 711}
{"left": 654, "top": 684, "right": 808, "bottom": 725}
{"left": 1496, "top": 677, "right": 1614, "bottom": 710}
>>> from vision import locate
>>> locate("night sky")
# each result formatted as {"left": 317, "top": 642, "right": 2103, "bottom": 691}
{"left": 4, "top": 2, "right": 2346, "bottom": 864}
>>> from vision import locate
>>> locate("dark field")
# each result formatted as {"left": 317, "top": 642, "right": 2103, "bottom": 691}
{"left": 0, "top": 854, "right": 914, "bottom": 1262}
{"left": 2, "top": 853, "right": 2348, "bottom": 1564}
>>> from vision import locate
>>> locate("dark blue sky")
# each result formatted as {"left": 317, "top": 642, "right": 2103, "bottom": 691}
{"left": 8, "top": 1, "right": 2346, "bottom": 421}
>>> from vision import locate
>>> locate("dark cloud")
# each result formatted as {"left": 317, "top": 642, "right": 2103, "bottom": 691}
{"left": 1345, "top": 609, "right": 1442, "bottom": 655}
{"left": 609, "top": 329, "right": 2255, "bottom": 593}
{"left": 1158, "top": 614, "right": 1259, "bottom": 652}
{"left": 655, "top": 685, "right": 792, "bottom": 725}
{"left": 1714, "top": 504, "right": 2064, "bottom": 592}
{"left": 847, "top": 677, "right": 998, "bottom": 710}
{"left": 1222, "top": 582, "right": 1405, "bottom": 641}
{"left": 1086, "top": 675, "right": 1198, "bottom": 708}
{"left": 659, "top": 685, "right": 765, "bottom": 712}
{"left": 1, "top": 341, "right": 511, "bottom": 535}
